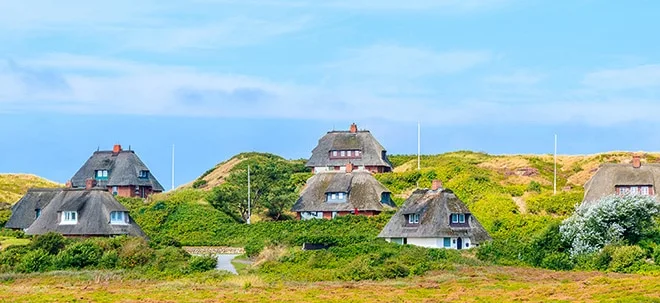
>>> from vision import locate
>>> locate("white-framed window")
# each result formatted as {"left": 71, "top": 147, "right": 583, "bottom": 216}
{"left": 641, "top": 186, "right": 650, "bottom": 195}
{"left": 301, "top": 211, "right": 323, "bottom": 220}
{"left": 332, "top": 211, "right": 338, "bottom": 219}
{"left": 631, "top": 187, "right": 639, "bottom": 194}
{"left": 110, "top": 211, "right": 127, "bottom": 224}
{"left": 331, "top": 193, "right": 337, "bottom": 200}
{"left": 332, "top": 151, "right": 338, "bottom": 157}
{"left": 61, "top": 211, "right": 78, "bottom": 224}
{"left": 459, "top": 214, "right": 466, "bottom": 223}
{"left": 96, "top": 170, "right": 109, "bottom": 179}
{"left": 355, "top": 150, "right": 360, "bottom": 156}
{"left": 408, "top": 213, "right": 420, "bottom": 224}
{"left": 341, "top": 151, "right": 346, "bottom": 157}
{"left": 112, "top": 186, "right": 118, "bottom": 195}
{"left": 338, "top": 192, "right": 344, "bottom": 200}
{"left": 451, "top": 214, "right": 459, "bottom": 223}
{"left": 139, "top": 170, "right": 149, "bottom": 178}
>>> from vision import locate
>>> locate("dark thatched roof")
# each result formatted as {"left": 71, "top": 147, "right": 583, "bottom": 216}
{"left": 24, "top": 188, "right": 146, "bottom": 237}
{"left": 291, "top": 171, "right": 395, "bottom": 212}
{"left": 70, "top": 149, "right": 164, "bottom": 191}
{"left": 5, "top": 188, "right": 63, "bottom": 229}
{"left": 378, "top": 188, "right": 491, "bottom": 243}
{"left": 306, "top": 130, "right": 392, "bottom": 169}
{"left": 583, "top": 162, "right": 660, "bottom": 206}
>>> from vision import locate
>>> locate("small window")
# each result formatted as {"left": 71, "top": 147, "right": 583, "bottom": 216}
{"left": 338, "top": 192, "right": 344, "bottom": 199}
{"left": 112, "top": 186, "right": 118, "bottom": 195}
{"left": 331, "top": 193, "right": 337, "bottom": 200}
{"left": 641, "top": 186, "right": 650, "bottom": 195}
{"left": 103, "top": 170, "right": 108, "bottom": 177}
{"left": 97, "top": 170, "right": 103, "bottom": 177}
{"left": 61, "top": 211, "right": 77, "bottom": 224}
{"left": 332, "top": 211, "right": 338, "bottom": 219}
{"left": 465, "top": 242, "right": 470, "bottom": 248}
{"left": 451, "top": 214, "right": 459, "bottom": 223}
{"left": 408, "top": 213, "right": 420, "bottom": 224}
{"left": 443, "top": 237, "right": 451, "bottom": 247}
{"left": 631, "top": 187, "right": 639, "bottom": 194}
{"left": 332, "top": 151, "right": 338, "bottom": 157}
{"left": 459, "top": 214, "right": 465, "bottom": 223}
{"left": 35, "top": 208, "right": 41, "bottom": 219}
{"left": 110, "top": 211, "right": 127, "bottom": 224}
{"left": 139, "top": 170, "right": 149, "bottom": 178}
{"left": 341, "top": 151, "right": 346, "bottom": 157}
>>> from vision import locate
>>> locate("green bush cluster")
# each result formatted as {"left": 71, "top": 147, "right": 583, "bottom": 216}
{"left": 526, "top": 191, "right": 582, "bottom": 216}
{"left": 0, "top": 233, "right": 217, "bottom": 276}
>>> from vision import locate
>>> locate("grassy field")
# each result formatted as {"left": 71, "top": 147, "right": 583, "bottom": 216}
{"left": 0, "top": 174, "right": 61, "bottom": 204}
{"left": 0, "top": 266, "right": 658, "bottom": 302}
{"left": 0, "top": 236, "right": 30, "bottom": 250}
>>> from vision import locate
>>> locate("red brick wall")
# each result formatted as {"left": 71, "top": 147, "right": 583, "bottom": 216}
{"left": 107, "top": 186, "right": 155, "bottom": 198}
{"left": 296, "top": 210, "right": 380, "bottom": 220}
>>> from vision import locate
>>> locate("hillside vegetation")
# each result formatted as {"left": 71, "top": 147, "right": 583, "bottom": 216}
{"left": 0, "top": 174, "right": 61, "bottom": 204}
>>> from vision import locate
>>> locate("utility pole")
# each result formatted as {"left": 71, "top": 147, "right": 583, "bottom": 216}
{"left": 554, "top": 134, "right": 557, "bottom": 195}
{"left": 247, "top": 165, "right": 251, "bottom": 224}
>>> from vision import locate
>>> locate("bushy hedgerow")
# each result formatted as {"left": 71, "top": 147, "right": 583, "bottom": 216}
{"left": 30, "top": 232, "right": 68, "bottom": 255}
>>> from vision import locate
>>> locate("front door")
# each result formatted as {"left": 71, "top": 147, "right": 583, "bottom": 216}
{"left": 457, "top": 237, "right": 463, "bottom": 250}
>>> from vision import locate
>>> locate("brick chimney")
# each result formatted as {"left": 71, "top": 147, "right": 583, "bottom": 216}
{"left": 346, "top": 162, "right": 354, "bottom": 173}
{"left": 85, "top": 178, "right": 97, "bottom": 190}
{"left": 432, "top": 180, "right": 443, "bottom": 191}
{"left": 65, "top": 180, "right": 73, "bottom": 188}
{"left": 632, "top": 155, "right": 642, "bottom": 169}
{"left": 112, "top": 144, "right": 122, "bottom": 154}
{"left": 349, "top": 123, "right": 358, "bottom": 133}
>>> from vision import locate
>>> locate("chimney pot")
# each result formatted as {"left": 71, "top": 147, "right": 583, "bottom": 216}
{"left": 432, "top": 180, "right": 443, "bottom": 191}
{"left": 85, "top": 178, "right": 97, "bottom": 190}
{"left": 113, "top": 144, "right": 122, "bottom": 154}
{"left": 346, "top": 162, "right": 354, "bottom": 173}
{"left": 349, "top": 123, "right": 358, "bottom": 133}
{"left": 65, "top": 180, "right": 73, "bottom": 188}
{"left": 632, "top": 155, "right": 642, "bottom": 168}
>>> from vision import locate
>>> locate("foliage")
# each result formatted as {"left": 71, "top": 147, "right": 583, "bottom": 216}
{"left": 0, "top": 174, "right": 61, "bottom": 205}
{"left": 188, "top": 255, "right": 217, "bottom": 272}
{"left": 526, "top": 181, "right": 542, "bottom": 193}
{"left": 527, "top": 191, "right": 582, "bottom": 216}
{"left": 17, "top": 249, "right": 51, "bottom": 273}
{"left": 560, "top": 194, "right": 660, "bottom": 256}
{"left": 608, "top": 245, "right": 646, "bottom": 273}
{"left": 55, "top": 241, "right": 104, "bottom": 269}
{"left": 192, "top": 179, "right": 208, "bottom": 189}
{"left": 31, "top": 232, "right": 67, "bottom": 255}
{"left": 118, "top": 237, "right": 154, "bottom": 269}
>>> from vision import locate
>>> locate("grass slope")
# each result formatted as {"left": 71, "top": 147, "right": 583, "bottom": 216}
{"left": 0, "top": 174, "right": 62, "bottom": 204}
{"left": 0, "top": 266, "right": 657, "bottom": 302}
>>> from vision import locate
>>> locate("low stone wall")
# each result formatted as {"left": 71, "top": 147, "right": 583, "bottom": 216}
{"left": 183, "top": 246, "right": 245, "bottom": 255}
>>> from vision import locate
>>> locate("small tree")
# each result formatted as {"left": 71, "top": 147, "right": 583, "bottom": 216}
{"left": 560, "top": 194, "right": 660, "bottom": 256}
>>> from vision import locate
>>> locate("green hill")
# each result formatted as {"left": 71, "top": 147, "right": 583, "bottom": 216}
{"left": 0, "top": 174, "right": 62, "bottom": 205}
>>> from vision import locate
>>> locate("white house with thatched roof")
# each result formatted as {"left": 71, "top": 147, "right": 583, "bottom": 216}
{"left": 378, "top": 181, "right": 491, "bottom": 249}
{"left": 291, "top": 163, "right": 395, "bottom": 220}
{"left": 583, "top": 154, "right": 660, "bottom": 206}
{"left": 306, "top": 123, "right": 392, "bottom": 174}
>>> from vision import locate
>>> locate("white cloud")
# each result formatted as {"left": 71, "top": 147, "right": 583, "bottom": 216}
{"left": 326, "top": 45, "right": 491, "bottom": 78}
{"left": 583, "top": 64, "right": 660, "bottom": 90}
{"left": 485, "top": 70, "right": 543, "bottom": 85}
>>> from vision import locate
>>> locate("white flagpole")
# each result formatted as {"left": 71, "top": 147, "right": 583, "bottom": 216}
{"left": 554, "top": 134, "right": 557, "bottom": 195}
{"left": 247, "top": 165, "right": 251, "bottom": 224}
{"left": 171, "top": 144, "right": 175, "bottom": 191}
{"left": 417, "top": 122, "right": 421, "bottom": 171}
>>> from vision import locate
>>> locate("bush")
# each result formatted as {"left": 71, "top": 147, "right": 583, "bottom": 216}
{"left": 99, "top": 250, "right": 119, "bottom": 269}
{"left": 150, "top": 246, "right": 189, "bottom": 272}
{"left": 31, "top": 232, "right": 67, "bottom": 255}
{"left": 118, "top": 238, "right": 154, "bottom": 268}
{"left": 527, "top": 181, "right": 542, "bottom": 193}
{"left": 55, "top": 241, "right": 103, "bottom": 269}
{"left": 245, "top": 239, "right": 265, "bottom": 257}
{"left": 527, "top": 191, "right": 582, "bottom": 216}
{"left": 192, "top": 179, "right": 207, "bottom": 189}
{"left": 17, "top": 249, "right": 51, "bottom": 273}
{"left": 0, "top": 245, "right": 30, "bottom": 269}
{"left": 188, "top": 255, "right": 217, "bottom": 272}
{"left": 609, "top": 245, "right": 646, "bottom": 273}
{"left": 540, "top": 252, "right": 573, "bottom": 270}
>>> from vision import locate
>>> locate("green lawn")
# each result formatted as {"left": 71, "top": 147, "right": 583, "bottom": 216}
{"left": 0, "top": 236, "right": 30, "bottom": 250}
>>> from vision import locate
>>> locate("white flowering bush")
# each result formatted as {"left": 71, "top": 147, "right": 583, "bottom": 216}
{"left": 560, "top": 194, "right": 660, "bottom": 256}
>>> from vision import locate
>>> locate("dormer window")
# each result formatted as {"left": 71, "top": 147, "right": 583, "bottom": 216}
{"left": 381, "top": 192, "right": 392, "bottom": 203}
{"left": 617, "top": 185, "right": 654, "bottom": 196}
{"left": 139, "top": 170, "right": 149, "bottom": 179}
{"left": 61, "top": 211, "right": 78, "bottom": 225}
{"left": 95, "top": 170, "right": 109, "bottom": 180}
{"left": 35, "top": 208, "right": 41, "bottom": 219}
{"left": 110, "top": 211, "right": 128, "bottom": 224}
{"left": 450, "top": 213, "right": 467, "bottom": 225}
{"left": 327, "top": 192, "right": 347, "bottom": 203}
{"left": 408, "top": 213, "right": 420, "bottom": 224}
{"left": 329, "top": 150, "right": 362, "bottom": 160}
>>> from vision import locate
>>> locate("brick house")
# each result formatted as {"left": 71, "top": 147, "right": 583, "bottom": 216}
{"left": 291, "top": 163, "right": 396, "bottom": 220}
{"left": 306, "top": 123, "right": 392, "bottom": 174}
{"left": 68, "top": 144, "right": 164, "bottom": 198}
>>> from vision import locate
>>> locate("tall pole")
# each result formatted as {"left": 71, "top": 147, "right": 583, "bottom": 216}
{"left": 247, "top": 165, "right": 251, "bottom": 224}
{"left": 554, "top": 134, "right": 557, "bottom": 195}
{"left": 417, "top": 122, "right": 421, "bottom": 171}
{"left": 171, "top": 144, "right": 175, "bottom": 191}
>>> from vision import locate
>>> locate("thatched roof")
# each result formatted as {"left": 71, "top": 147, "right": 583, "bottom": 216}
{"left": 5, "top": 188, "right": 63, "bottom": 229}
{"left": 24, "top": 188, "right": 146, "bottom": 237}
{"left": 71, "top": 148, "right": 164, "bottom": 191}
{"left": 378, "top": 188, "right": 491, "bottom": 243}
{"left": 291, "top": 171, "right": 395, "bottom": 212}
{"left": 306, "top": 129, "right": 392, "bottom": 169}
{"left": 583, "top": 162, "right": 660, "bottom": 205}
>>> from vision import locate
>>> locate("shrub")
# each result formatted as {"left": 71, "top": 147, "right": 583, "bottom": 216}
{"left": 527, "top": 191, "right": 582, "bottom": 216}
{"left": 118, "top": 238, "right": 154, "bottom": 268}
{"left": 527, "top": 181, "right": 542, "bottom": 193}
{"left": 0, "top": 245, "right": 30, "bottom": 269}
{"left": 245, "top": 239, "right": 265, "bottom": 257}
{"left": 150, "top": 246, "right": 189, "bottom": 272}
{"left": 56, "top": 241, "right": 104, "bottom": 269}
{"left": 17, "top": 249, "right": 51, "bottom": 273}
{"left": 540, "top": 252, "right": 573, "bottom": 270}
{"left": 99, "top": 250, "right": 119, "bottom": 269}
{"left": 560, "top": 194, "right": 660, "bottom": 256}
{"left": 31, "top": 232, "right": 67, "bottom": 255}
{"left": 609, "top": 245, "right": 645, "bottom": 273}
{"left": 188, "top": 255, "right": 217, "bottom": 272}
{"left": 192, "top": 179, "right": 207, "bottom": 189}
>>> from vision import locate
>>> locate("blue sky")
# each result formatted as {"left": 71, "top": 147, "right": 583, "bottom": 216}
{"left": 2, "top": 0, "right": 660, "bottom": 187}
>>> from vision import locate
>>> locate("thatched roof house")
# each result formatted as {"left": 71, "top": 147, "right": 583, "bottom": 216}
{"left": 583, "top": 155, "right": 660, "bottom": 206}
{"left": 306, "top": 123, "right": 392, "bottom": 174}
{"left": 292, "top": 165, "right": 395, "bottom": 219}
{"left": 5, "top": 188, "right": 62, "bottom": 230}
{"left": 70, "top": 144, "right": 164, "bottom": 198}
{"left": 8, "top": 187, "right": 146, "bottom": 237}
{"left": 378, "top": 181, "right": 491, "bottom": 249}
